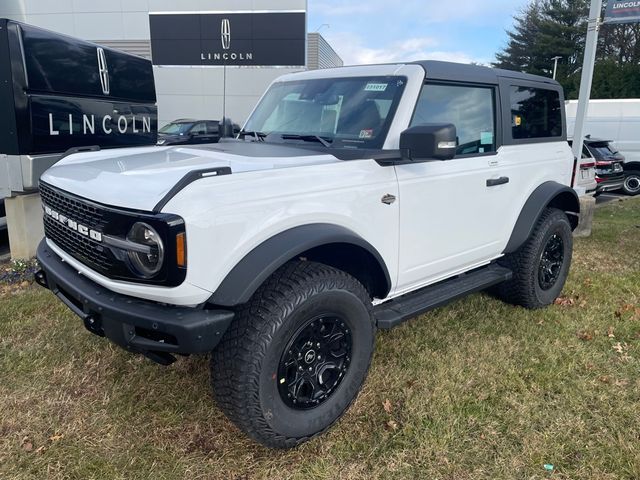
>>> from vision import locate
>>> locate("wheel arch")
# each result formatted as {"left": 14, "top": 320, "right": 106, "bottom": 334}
{"left": 208, "top": 224, "right": 392, "bottom": 306}
{"left": 504, "top": 181, "right": 579, "bottom": 254}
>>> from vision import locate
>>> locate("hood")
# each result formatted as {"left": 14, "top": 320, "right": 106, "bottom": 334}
{"left": 41, "top": 141, "right": 339, "bottom": 211}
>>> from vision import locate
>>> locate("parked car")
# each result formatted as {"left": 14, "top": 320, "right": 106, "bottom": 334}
{"left": 566, "top": 100, "right": 640, "bottom": 196}
{"left": 571, "top": 137, "right": 625, "bottom": 196}
{"left": 157, "top": 119, "right": 240, "bottom": 146}
{"left": 35, "top": 61, "right": 579, "bottom": 448}
{"left": 157, "top": 119, "right": 221, "bottom": 145}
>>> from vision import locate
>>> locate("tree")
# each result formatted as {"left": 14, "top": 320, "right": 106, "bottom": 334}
{"left": 494, "top": 3, "right": 546, "bottom": 74}
{"left": 494, "top": 0, "right": 639, "bottom": 99}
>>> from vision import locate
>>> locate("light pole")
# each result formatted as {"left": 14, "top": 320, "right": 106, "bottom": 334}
{"left": 551, "top": 56, "right": 562, "bottom": 79}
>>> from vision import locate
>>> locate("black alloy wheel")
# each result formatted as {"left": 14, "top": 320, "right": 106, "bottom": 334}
{"left": 278, "top": 315, "right": 352, "bottom": 409}
{"left": 538, "top": 233, "right": 564, "bottom": 291}
{"left": 211, "top": 261, "right": 375, "bottom": 448}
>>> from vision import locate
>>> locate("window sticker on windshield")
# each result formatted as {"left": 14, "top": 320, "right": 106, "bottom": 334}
{"left": 364, "top": 83, "right": 388, "bottom": 92}
{"left": 480, "top": 131, "right": 494, "bottom": 145}
{"left": 359, "top": 129, "right": 374, "bottom": 139}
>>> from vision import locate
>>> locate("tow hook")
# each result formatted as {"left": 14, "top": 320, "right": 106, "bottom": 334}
{"left": 34, "top": 269, "right": 48, "bottom": 289}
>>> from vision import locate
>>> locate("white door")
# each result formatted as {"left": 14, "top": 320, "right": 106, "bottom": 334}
{"left": 394, "top": 82, "right": 512, "bottom": 295}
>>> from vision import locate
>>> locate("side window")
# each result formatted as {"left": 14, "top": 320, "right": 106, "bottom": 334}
{"left": 207, "top": 121, "right": 219, "bottom": 133}
{"left": 510, "top": 87, "right": 562, "bottom": 139}
{"left": 411, "top": 83, "right": 496, "bottom": 155}
{"left": 191, "top": 122, "right": 206, "bottom": 135}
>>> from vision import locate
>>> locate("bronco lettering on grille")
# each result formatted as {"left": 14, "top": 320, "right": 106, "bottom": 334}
{"left": 43, "top": 205, "right": 103, "bottom": 242}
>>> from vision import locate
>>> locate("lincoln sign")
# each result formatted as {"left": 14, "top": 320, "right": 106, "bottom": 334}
{"left": 149, "top": 11, "right": 306, "bottom": 67}
{"left": 604, "top": 1, "right": 640, "bottom": 24}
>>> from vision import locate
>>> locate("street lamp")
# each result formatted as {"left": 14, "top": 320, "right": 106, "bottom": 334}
{"left": 551, "top": 56, "right": 562, "bottom": 79}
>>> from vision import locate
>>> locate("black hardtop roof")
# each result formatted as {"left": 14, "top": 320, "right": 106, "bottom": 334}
{"left": 411, "top": 60, "right": 560, "bottom": 87}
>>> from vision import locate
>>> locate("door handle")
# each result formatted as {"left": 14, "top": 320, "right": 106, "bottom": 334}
{"left": 486, "top": 176, "right": 509, "bottom": 187}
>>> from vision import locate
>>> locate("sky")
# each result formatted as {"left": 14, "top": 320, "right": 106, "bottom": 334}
{"left": 307, "top": 0, "right": 531, "bottom": 66}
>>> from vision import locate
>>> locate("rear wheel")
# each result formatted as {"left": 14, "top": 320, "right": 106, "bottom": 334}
{"left": 211, "top": 261, "right": 374, "bottom": 448}
{"left": 622, "top": 170, "right": 640, "bottom": 196}
{"left": 494, "top": 208, "right": 573, "bottom": 309}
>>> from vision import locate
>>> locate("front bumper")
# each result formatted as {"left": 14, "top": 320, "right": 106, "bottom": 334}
{"left": 35, "top": 239, "right": 234, "bottom": 364}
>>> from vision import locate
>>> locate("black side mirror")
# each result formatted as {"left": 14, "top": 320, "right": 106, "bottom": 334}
{"left": 400, "top": 124, "right": 457, "bottom": 161}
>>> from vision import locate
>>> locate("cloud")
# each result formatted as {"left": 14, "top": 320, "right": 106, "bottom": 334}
{"left": 312, "top": 2, "right": 381, "bottom": 16}
{"left": 312, "top": 0, "right": 528, "bottom": 24}
{"left": 323, "top": 32, "right": 479, "bottom": 66}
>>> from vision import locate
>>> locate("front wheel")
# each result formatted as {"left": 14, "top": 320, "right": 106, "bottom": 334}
{"left": 211, "top": 261, "right": 374, "bottom": 448}
{"left": 621, "top": 170, "right": 640, "bottom": 196}
{"left": 494, "top": 208, "right": 573, "bottom": 309}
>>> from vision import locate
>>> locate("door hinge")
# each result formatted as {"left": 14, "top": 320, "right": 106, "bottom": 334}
{"left": 381, "top": 194, "right": 396, "bottom": 205}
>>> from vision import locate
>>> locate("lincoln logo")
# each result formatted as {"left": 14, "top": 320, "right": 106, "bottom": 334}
{"left": 201, "top": 18, "right": 253, "bottom": 61}
{"left": 44, "top": 205, "right": 103, "bottom": 242}
{"left": 221, "top": 18, "right": 231, "bottom": 50}
{"left": 96, "top": 47, "right": 110, "bottom": 95}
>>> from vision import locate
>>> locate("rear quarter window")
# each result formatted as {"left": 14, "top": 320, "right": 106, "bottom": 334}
{"left": 510, "top": 86, "right": 562, "bottom": 140}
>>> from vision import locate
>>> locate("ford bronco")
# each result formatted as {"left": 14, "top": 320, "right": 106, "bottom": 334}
{"left": 35, "top": 61, "right": 579, "bottom": 448}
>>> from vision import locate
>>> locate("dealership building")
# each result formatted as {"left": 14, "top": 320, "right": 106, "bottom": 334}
{"left": 0, "top": 0, "right": 342, "bottom": 260}
{"left": 0, "top": 0, "right": 343, "bottom": 127}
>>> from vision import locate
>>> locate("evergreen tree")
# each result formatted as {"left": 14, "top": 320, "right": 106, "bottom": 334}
{"left": 494, "top": 0, "right": 639, "bottom": 99}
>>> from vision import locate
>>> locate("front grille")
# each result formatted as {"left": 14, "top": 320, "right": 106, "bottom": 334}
{"left": 40, "top": 183, "right": 108, "bottom": 232}
{"left": 43, "top": 216, "right": 114, "bottom": 272}
{"left": 40, "top": 183, "right": 114, "bottom": 275}
{"left": 39, "top": 181, "right": 187, "bottom": 287}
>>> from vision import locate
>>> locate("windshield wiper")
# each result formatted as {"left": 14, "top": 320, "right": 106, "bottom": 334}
{"left": 279, "top": 134, "right": 333, "bottom": 148}
{"left": 238, "top": 130, "right": 268, "bottom": 142}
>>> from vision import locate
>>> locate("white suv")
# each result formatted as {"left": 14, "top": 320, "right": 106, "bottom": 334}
{"left": 35, "top": 61, "right": 579, "bottom": 448}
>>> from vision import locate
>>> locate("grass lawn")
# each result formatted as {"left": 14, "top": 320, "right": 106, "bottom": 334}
{"left": 1, "top": 198, "right": 639, "bottom": 480}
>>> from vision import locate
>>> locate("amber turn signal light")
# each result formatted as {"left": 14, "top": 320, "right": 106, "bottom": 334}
{"left": 176, "top": 232, "right": 186, "bottom": 268}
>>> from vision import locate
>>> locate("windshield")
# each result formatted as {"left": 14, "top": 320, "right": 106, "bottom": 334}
{"left": 159, "top": 122, "right": 193, "bottom": 134}
{"left": 243, "top": 76, "right": 407, "bottom": 149}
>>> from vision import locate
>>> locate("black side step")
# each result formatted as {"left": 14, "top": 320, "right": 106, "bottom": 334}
{"left": 374, "top": 264, "right": 512, "bottom": 329}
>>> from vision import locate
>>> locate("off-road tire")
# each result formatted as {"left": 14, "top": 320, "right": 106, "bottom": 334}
{"left": 494, "top": 208, "right": 573, "bottom": 309}
{"left": 621, "top": 170, "right": 640, "bottom": 196}
{"left": 211, "top": 260, "right": 374, "bottom": 449}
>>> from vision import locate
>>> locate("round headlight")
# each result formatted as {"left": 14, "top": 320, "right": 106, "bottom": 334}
{"left": 126, "top": 222, "right": 164, "bottom": 278}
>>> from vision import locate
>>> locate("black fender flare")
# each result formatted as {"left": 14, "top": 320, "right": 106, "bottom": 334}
{"left": 504, "top": 181, "right": 580, "bottom": 254}
{"left": 208, "top": 224, "right": 392, "bottom": 306}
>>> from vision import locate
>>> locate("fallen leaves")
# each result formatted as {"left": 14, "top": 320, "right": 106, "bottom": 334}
{"left": 554, "top": 293, "right": 587, "bottom": 308}
{"left": 21, "top": 437, "right": 33, "bottom": 452}
{"left": 615, "top": 304, "right": 640, "bottom": 320}
{"left": 19, "top": 432, "right": 65, "bottom": 455}
{"left": 577, "top": 331, "right": 594, "bottom": 341}
{"left": 382, "top": 399, "right": 401, "bottom": 431}
{"left": 612, "top": 342, "right": 632, "bottom": 362}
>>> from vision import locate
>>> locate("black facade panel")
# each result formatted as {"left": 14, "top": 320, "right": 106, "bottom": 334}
{"left": 0, "top": 18, "right": 158, "bottom": 156}
{"left": 150, "top": 12, "right": 306, "bottom": 67}
{"left": 0, "top": 19, "right": 19, "bottom": 154}
{"left": 21, "top": 24, "right": 156, "bottom": 103}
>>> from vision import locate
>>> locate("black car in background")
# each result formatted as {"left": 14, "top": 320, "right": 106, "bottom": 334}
{"left": 580, "top": 137, "right": 625, "bottom": 196}
{"left": 157, "top": 119, "right": 241, "bottom": 146}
